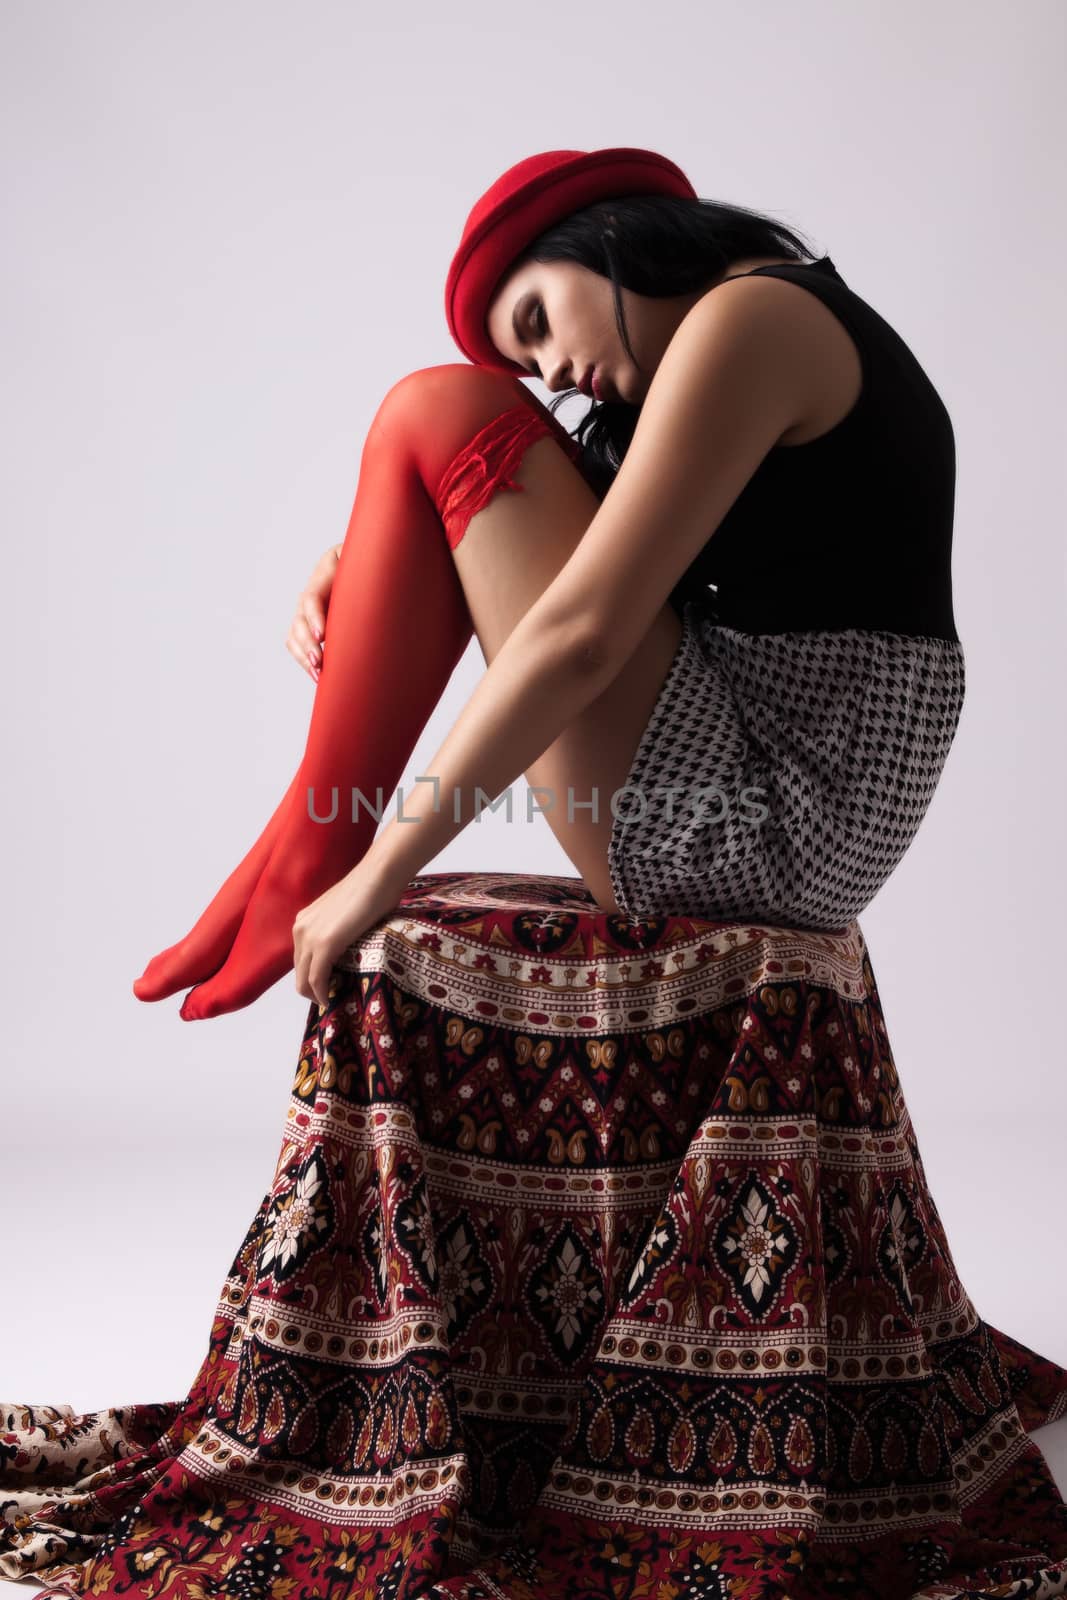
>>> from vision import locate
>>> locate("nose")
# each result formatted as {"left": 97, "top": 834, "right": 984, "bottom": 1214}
{"left": 543, "top": 349, "right": 574, "bottom": 393}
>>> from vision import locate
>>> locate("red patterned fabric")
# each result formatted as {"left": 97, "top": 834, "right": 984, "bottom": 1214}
{"left": 436, "top": 406, "right": 586, "bottom": 551}
{"left": 4, "top": 872, "right": 1067, "bottom": 1599}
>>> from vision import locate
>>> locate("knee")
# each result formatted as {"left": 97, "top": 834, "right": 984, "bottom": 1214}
{"left": 369, "top": 363, "right": 561, "bottom": 505}
{"left": 377, "top": 363, "right": 531, "bottom": 434}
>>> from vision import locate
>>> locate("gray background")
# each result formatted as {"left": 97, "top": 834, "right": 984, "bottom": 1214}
{"left": 3, "top": 0, "right": 1065, "bottom": 1536}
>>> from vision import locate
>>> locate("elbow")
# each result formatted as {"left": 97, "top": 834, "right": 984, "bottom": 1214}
{"left": 575, "top": 629, "right": 612, "bottom": 673}
{"left": 533, "top": 585, "right": 618, "bottom": 677}
{"left": 559, "top": 614, "right": 616, "bottom": 677}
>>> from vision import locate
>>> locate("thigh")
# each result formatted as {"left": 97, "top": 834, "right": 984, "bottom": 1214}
{"left": 452, "top": 433, "right": 684, "bottom": 913}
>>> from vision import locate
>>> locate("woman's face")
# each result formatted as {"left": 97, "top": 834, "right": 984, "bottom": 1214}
{"left": 485, "top": 257, "right": 703, "bottom": 406}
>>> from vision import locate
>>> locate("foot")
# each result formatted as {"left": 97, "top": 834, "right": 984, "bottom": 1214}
{"left": 175, "top": 785, "right": 375, "bottom": 1020}
{"left": 132, "top": 766, "right": 303, "bottom": 1003}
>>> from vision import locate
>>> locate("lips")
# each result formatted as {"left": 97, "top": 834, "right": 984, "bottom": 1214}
{"left": 576, "top": 365, "right": 606, "bottom": 401}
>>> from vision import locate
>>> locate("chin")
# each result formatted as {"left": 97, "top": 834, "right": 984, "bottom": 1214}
{"left": 606, "top": 371, "right": 633, "bottom": 406}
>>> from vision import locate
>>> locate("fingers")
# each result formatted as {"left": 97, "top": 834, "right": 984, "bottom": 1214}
{"left": 283, "top": 611, "right": 321, "bottom": 681}
{"left": 286, "top": 543, "right": 342, "bottom": 683}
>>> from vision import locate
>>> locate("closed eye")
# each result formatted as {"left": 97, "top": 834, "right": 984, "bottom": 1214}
{"left": 527, "top": 301, "right": 548, "bottom": 377}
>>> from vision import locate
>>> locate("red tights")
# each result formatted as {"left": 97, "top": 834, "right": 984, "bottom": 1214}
{"left": 133, "top": 365, "right": 586, "bottom": 1021}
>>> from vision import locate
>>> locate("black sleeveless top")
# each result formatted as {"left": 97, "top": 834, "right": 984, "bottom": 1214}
{"left": 666, "top": 255, "right": 960, "bottom": 644}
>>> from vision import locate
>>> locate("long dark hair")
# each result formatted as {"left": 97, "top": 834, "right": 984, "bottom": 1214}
{"left": 508, "top": 193, "right": 821, "bottom": 498}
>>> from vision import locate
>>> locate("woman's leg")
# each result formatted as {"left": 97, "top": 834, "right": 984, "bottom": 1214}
{"left": 132, "top": 769, "right": 303, "bottom": 1005}
{"left": 449, "top": 432, "right": 684, "bottom": 912}
{"left": 134, "top": 364, "right": 592, "bottom": 1019}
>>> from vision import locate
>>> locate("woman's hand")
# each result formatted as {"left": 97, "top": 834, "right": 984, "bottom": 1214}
{"left": 286, "top": 542, "right": 343, "bottom": 683}
{"left": 292, "top": 854, "right": 410, "bottom": 1009}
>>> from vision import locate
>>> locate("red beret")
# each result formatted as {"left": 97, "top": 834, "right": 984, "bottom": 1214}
{"left": 444, "top": 146, "right": 698, "bottom": 374}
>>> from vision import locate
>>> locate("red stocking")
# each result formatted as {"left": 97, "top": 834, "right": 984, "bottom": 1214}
{"left": 132, "top": 364, "right": 585, "bottom": 1021}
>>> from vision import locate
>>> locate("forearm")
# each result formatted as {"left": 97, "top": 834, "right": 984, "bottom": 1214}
{"left": 362, "top": 609, "right": 615, "bottom": 886}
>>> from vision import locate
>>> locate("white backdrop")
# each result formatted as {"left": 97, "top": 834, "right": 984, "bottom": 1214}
{"left": 2, "top": 0, "right": 1065, "bottom": 1522}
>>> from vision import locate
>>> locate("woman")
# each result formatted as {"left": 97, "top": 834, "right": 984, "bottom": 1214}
{"left": 5, "top": 141, "right": 1067, "bottom": 1600}
{"left": 131, "top": 146, "right": 964, "bottom": 1023}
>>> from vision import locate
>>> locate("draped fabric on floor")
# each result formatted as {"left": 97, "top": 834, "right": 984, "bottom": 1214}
{"left": 3, "top": 871, "right": 1067, "bottom": 1600}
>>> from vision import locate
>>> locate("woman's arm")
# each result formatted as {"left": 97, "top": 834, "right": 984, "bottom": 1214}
{"left": 360, "top": 278, "right": 815, "bottom": 890}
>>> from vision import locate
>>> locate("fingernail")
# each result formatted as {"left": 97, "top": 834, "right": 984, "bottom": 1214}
{"left": 307, "top": 649, "right": 319, "bottom": 668}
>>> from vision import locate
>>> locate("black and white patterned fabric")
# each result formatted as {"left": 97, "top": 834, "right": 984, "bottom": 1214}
{"left": 606, "top": 600, "right": 966, "bottom": 929}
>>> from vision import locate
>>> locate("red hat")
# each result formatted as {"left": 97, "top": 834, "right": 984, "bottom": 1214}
{"left": 444, "top": 146, "right": 698, "bottom": 374}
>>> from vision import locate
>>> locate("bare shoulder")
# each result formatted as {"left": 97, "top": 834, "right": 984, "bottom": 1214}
{"left": 652, "top": 274, "right": 822, "bottom": 446}
{"left": 689, "top": 272, "right": 863, "bottom": 445}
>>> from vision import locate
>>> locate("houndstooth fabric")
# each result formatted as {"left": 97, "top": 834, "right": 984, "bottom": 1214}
{"left": 606, "top": 600, "right": 966, "bottom": 929}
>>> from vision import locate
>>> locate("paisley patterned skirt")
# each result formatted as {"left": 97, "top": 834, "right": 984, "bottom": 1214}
{"left": 608, "top": 601, "right": 967, "bottom": 929}
{"left": 2, "top": 872, "right": 1066, "bottom": 1600}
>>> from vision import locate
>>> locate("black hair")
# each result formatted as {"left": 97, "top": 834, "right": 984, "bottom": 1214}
{"left": 505, "top": 193, "right": 821, "bottom": 499}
